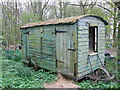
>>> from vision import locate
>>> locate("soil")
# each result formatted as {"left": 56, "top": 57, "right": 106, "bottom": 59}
{"left": 44, "top": 74, "right": 79, "bottom": 88}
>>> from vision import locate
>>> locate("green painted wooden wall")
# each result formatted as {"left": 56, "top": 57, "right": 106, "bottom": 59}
{"left": 21, "top": 16, "right": 107, "bottom": 79}
{"left": 77, "top": 16, "right": 106, "bottom": 78}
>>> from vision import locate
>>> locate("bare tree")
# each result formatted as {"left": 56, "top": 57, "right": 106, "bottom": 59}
{"left": 66, "top": 0, "right": 118, "bottom": 47}
{"left": 112, "top": 0, "right": 120, "bottom": 76}
{"left": 58, "top": 0, "right": 68, "bottom": 18}
{"left": 48, "top": 0, "right": 69, "bottom": 19}
{"left": 27, "top": 0, "right": 51, "bottom": 21}
{"left": 2, "top": 1, "right": 21, "bottom": 46}
{"left": 66, "top": 0, "right": 97, "bottom": 15}
{"left": 96, "top": 1, "right": 118, "bottom": 46}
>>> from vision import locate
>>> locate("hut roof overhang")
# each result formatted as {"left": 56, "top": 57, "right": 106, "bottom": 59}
{"left": 20, "top": 14, "right": 108, "bottom": 29}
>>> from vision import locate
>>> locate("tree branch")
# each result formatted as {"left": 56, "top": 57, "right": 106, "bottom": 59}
{"left": 96, "top": 4, "right": 113, "bottom": 15}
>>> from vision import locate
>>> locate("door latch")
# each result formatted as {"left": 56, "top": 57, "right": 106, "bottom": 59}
{"left": 68, "top": 48, "right": 76, "bottom": 51}
{"left": 55, "top": 29, "right": 67, "bottom": 34}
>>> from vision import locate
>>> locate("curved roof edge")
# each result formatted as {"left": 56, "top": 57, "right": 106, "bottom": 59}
{"left": 20, "top": 14, "right": 108, "bottom": 29}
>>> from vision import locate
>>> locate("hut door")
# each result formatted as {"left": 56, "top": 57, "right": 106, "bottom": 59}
{"left": 55, "top": 28, "right": 75, "bottom": 75}
{"left": 56, "top": 30, "right": 76, "bottom": 75}
{"left": 55, "top": 29, "right": 68, "bottom": 72}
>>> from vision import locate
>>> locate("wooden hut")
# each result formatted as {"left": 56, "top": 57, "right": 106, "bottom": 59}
{"left": 20, "top": 14, "right": 108, "bottom": 80}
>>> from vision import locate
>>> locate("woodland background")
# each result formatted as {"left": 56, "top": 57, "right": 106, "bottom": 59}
{"left": 0, "top": 0, "right": 119, "bottom": 48}
{"left": 0, "top": 0, "right": 120, "bottom": 88}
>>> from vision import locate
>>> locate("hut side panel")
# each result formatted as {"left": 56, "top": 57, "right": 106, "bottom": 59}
{"left": 27, "top": 28, "right": 41, "bottom": 62}
{"left": 23, "top": 26, "right": 56, "bottom": 70}
{"left": 77, "top": 17, "right": 106, "bottom": 77}
{"left": 41, "top": 26, "right": 56, "bottom": 70}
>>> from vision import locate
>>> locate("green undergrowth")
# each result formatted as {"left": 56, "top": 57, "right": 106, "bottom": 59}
{"left": 2, "top": 49, "right": 21, "bottom": 61}
{"left": 76, "top": 57, "right": 119, "bottom": 89}
{"left": 1, "top": 49, "right": 120, "bottom": 89}
{"left": 2, "top": 59, "right": 57, "bottom": 88}
{"left": 105, "top": 57, "right": 119, "bottom": 81}
{"left": 76, "top": 79, "right": 119, "bottom": 89}
{"left": 1, "top": 54, "right": 57, "bottom": 88}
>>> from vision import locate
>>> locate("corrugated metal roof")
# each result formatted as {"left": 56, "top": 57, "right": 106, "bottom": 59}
{"left": 20, "top": 14, "right": 108, "bottom": 29}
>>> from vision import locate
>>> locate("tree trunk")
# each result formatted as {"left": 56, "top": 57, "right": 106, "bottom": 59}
{"left": 113, "top": 7, "right": 117, "bottom": 47}
{"left": 59, "top": 2, "right": 63, "bottom": 18}
{"left": 118, "top": 17, "right": 120, "bottom": 62}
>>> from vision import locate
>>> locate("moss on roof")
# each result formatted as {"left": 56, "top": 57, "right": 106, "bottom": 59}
{"left": 20, "top": 14, "right": 108, "bottom": 29}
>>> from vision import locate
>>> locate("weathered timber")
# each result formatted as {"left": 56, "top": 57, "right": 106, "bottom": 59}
{"left": 21, "top": 15, "right": 108, "bottom": 80}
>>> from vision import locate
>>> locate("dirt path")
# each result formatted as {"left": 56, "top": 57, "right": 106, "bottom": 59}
{"left": 44, "top": 74, "right": 79, "bottom": 88}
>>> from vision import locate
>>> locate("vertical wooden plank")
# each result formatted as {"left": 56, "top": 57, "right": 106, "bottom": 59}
{"left": 74, "top": 23, "right": 78, "bottom": 76}
{"left": 21, "top": 29, "right": 27, "bottom": 60}
{"left": 64, "top": 32, "right": 67, "bottom": 69}
{"left": 56, "top": 27, "right": 63, "bottom": 70}
{"left": 66, "top": 26, "right": 71, "bottom": 70}
{"left": 26, "top": 29, "right": 29, "bottom": 58}
{"left": 71, "top": 25, "right": 76, "bottom": 73}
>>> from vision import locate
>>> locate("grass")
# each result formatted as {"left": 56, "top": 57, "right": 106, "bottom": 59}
{"left": 105, "top": 57, "right": 119, "bottom": 81}
{"left": 0, "top": 55, "right": 2, "bottom": 88}
{"left": 1, "top": 49, "right": 57, "bottom": 88}
{"left": 76, "top": 80, "right": 119, "bottom": 89}
{"left": 76, "top": 56, "right": 119, "bottom": 89}
{"left": 2, "top": 49, "right": 21, "bottom": 61}
{"left": 2, "top": 59, "right": 57, "bottom": 88}
{"left": 1, "top": 49, "right": 120, "bottom": 89}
